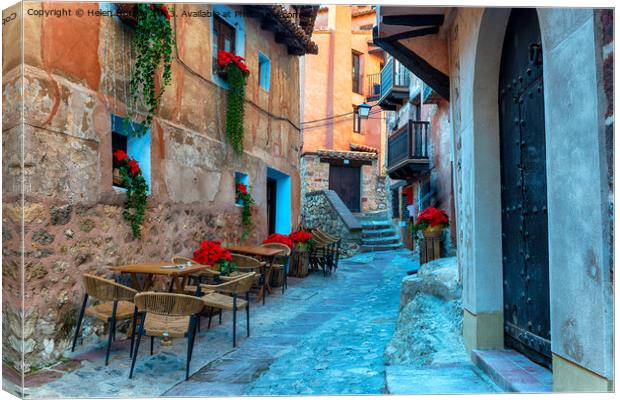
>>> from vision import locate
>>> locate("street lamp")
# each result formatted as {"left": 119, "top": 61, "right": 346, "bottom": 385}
{"left": 357, "top": 102, "right": 372, "bottom": 119}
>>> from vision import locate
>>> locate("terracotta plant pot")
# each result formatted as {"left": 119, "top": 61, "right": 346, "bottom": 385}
{"left": 112, "top": 168, "right": 124, "bottom": 186}
{"left": 422, "top": 227, "right": 443, "bottom": 239}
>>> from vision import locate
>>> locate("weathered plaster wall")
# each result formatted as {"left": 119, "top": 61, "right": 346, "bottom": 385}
{"left": 2, "top": 2, "right": 303, "bottom": 372}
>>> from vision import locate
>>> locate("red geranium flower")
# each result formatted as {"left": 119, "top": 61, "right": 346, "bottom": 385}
{"left": 416, "top": 207, "right": 449, "bottom": 227}
{"left": 289, "top": 229, "right": 313, "bottom": 243}
{"left": 236, "top": 183, "right": 248, "bottom": 195}
{"left": 113, "top": 149, "right": 129, "bottom": 162}
{"left": 128, "top": 159, "right": 140, "bottom": 175}
{"left": 150, "top": 4, "right": 155, "bottom": 10}
{"left": 263, "top": 233, "right": 293, "bottom": 248}
{"left": 192, "top": 240, "right": 233, "bottom": 266}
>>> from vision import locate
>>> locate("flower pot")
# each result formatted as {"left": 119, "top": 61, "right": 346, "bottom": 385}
{"left": 290, "top": 250, "right": 309, "bottom": 278}
{"left": 112, "top": 168, "right": 124, "bottom": 186}
{"left": 422, "top": 227, "right": 443, "bottom": 239}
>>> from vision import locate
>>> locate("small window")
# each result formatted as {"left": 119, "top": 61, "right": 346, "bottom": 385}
{"left": 213, "top": 15, "right": 236, "bottom": 73}
{"left": 235, "top": 172, "right": 249, "bottom": 206}
{"left": 353, "top": 107, "right": 362, "bottom": 133}
{"left": 352, "top": 52, "right": 362, "bottom": 94}
{"left": 258, "top": 52, "right": 271, "bottom": 91}
{"left": 111, "top": 115, "right": 151, "bottom": 194}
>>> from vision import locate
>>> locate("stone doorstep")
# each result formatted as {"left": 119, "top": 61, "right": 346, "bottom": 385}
{"left": 472, "top": 349, "right": 553, "bottom": 393}
{"left": 384, "top": 363, "right": 502, "bottom": 394}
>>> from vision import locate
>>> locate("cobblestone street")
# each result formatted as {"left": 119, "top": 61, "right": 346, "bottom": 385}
{"left": 23, "top": 251, "right": 414, "bottom": 398}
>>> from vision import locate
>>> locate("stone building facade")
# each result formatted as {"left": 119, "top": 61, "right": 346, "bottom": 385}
{"left": 300, "top": 5, "right": 389, "bottom": 219}
{"left": 375, "top": 6, "right": 614, "bottom": 391}
{"left": 2, "top": 2, "right": 318, "bottom": 372}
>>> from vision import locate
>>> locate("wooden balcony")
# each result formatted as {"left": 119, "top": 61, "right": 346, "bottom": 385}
{"left": 378, "top": 58, "right": 411, "bottom": 111}
{"left": 387, "top": 120, "right": 430, "bottom": 180}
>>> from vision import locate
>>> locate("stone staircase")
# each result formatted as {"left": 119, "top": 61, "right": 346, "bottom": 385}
{"left": 358, "top": 211, "right": 403, "bottom": 252}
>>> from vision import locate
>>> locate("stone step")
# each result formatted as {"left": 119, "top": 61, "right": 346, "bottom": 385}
{"left": 385, "top": 363, "right": 502, "bottom": 394}
{"left": 360, "top": 242, "right": 403, "bottom": 252}
{"left": 357, "top": 210, "right": 390, "bottom": 221}
{"left": 362, "top": 228, "right": 398, "bottom": 238}
{"left": 362, "top": 235, "right": 401, "bottom": 245}
{"left": 360, "top": 220, "right": 393, "bottom": 230}
{"left": 471, "top": 349, "right": 552, "bottom": 393}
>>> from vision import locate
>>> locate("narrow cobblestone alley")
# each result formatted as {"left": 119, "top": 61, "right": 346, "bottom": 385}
{"left": 21, "top": 250, "right": 501, "bottom": 398}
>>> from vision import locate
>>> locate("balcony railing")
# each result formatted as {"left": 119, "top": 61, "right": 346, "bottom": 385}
{"left": 387, "top": 120, "right": 430, "bottom": 180}
{"left": 378, "top": 58, "right": 411, "bottom": 110}
{"left": 366, "top": 72, "right": 381, "bottom": 101}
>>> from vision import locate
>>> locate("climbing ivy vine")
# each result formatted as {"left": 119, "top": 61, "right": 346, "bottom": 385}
{"left": 127, "top": 3, "right": 174, "bottom": 137}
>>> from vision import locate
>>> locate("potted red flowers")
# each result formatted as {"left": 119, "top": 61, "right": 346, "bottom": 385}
{"left": 113, "top": 150, "right": 149, "bottom": 239}
{"left": 413, "top": 207, "right": 450, "bottom": 238}
{"left": 217, "top": 50, "right": 250, "bottom": 154}
{"left": 262, "top": 233, "right": 294, "bottom": 249}
{"left": 192, "top": 240, "right": 238, "bottom": 276}
{"left": 289, "top": 229, "right": 314, "bottom": 252}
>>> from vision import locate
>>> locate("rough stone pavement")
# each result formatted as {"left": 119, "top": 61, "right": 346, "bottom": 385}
{"left": 23, "top": 250, "right": 414, "bottom": 398}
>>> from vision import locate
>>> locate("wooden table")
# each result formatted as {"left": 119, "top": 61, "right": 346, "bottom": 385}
{"left": 226, "top": 245, "right": 283, "bottom": 304}
{"left": 109, "top": 261, "right": 218, "bottom": 293}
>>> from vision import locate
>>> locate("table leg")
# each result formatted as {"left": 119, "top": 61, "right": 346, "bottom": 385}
{"left": 143, "top": 274, "right": 154, "bottom": 291}
{"left": 172, "top": 276, "right": 184, "bottom": 293}
{"left": 130, "top": 273, "right": 143, "bottom": 291}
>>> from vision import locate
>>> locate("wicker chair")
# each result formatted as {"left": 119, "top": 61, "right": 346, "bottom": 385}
{"left": 170, "top": 256, "right": 219, "bottom": 294}
{"left": 71, "top": 274, "right": 138, "bottom": 365}
{"left": 200, "top": 272, "right": 256, "bottom": 348}
{"left": 230, "top": 253, "right": 265, "bottom": 304}
{"left": 310, "top": 229, "right": 341, "bottom": 275}
{"left": 260, "top": 243, "right": 291, "bottom": 294}
{"left": 129, "top": 292, "right": 205, "bottom": 380}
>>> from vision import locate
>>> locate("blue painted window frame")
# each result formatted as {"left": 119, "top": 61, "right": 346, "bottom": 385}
{"left": 211, "top": 4, "right": 245, "bottom": 89}
{"left": 111, "top": 115, "right": 152, "bottom": 195}
{"left": 258, "top": 52, "right": 271, "bottom": 91}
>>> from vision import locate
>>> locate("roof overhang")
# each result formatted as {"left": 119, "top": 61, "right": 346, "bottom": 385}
{"left": 373, "top": 6, "right": 451, "bottom": 101}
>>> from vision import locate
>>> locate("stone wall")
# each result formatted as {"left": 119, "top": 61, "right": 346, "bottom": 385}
{"left": 302, "top": 190, "right": 362, "bottom": 257}
{"left": 2, "top": 2, "right": 304, "bottom": 372}
{"left": 300, "top": 154, "right": 388, "bottom": 214}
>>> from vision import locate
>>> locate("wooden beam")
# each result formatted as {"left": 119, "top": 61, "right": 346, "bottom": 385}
{"left": 382, "top": 26, "right": 439, "bottom": 42}
{"left": 373, "top": 26, "right": 450, "bottom": 101}
{"left": 382, "top": 14, "right": 444, "bottom": 27}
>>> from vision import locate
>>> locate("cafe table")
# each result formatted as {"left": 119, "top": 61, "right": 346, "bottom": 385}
{"left": 109, "top": 261, "right": 218, "bottom": 293}
{"left": 225, "top": 245, "right": 283, "bottom": 304}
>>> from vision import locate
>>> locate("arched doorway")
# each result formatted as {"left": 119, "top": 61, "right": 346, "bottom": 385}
{"left": 498, "top": 8, "right": 551, "bottom": 368}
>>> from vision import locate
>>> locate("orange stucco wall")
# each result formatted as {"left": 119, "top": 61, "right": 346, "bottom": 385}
{"left": 302, "top": 6, "right": 385, "bottom": 164}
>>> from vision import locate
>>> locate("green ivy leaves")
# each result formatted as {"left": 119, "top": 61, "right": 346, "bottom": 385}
{"left": 225, "top": 64, "right": 248, "bottom": 153}
{"left": 119, "top": 165, "right": 149, "bottom": 239}
{"left": 128, "top": 4, "right": 174, "bottom": 137}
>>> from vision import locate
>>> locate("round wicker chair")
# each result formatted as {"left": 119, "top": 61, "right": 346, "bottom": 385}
{"left": 71, "top": 274, "right": 138, "bottom": 365}
{"left": 260, "top": 243, "right": 291, "bottom": 294}
{"left": 129, "top": 292, "right": 205, "bottom": 380}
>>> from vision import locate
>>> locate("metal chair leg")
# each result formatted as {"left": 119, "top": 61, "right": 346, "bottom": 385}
{"left": 150, "top": 336, "right": 154, "bottom": 355}
{"left": 105, "top": 301, "right": 118, "bottom": 366}
{"left": 186, "top": 317, "right": 197, "bottom": 381}
{"left": 71, "top": 294, "right": 89, "bottom": 352}
{"left": 129, "top": 313, "right": 145, "bottom": 379}
{"left": 232, "top": 294, "right": 237, "bottom": 348}
{"left": 246, "top": 292, "right": 250, "bottom": 337}
{"left": 129, "top": 306, "right": 138, "bottom": 358}
{"left": 208, "top": 309, "right": 213, "bottom": 329}
{"left": 219, "top": 309, "right": 222, "bottom": 324}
